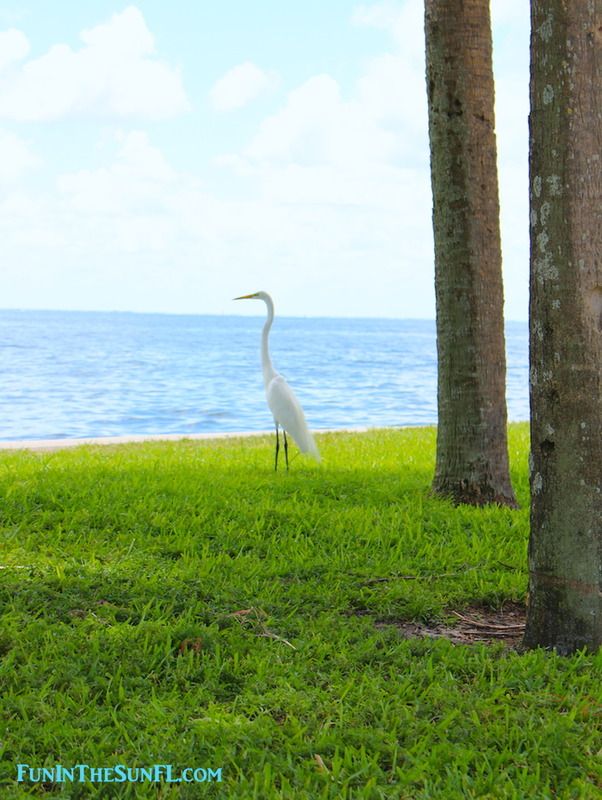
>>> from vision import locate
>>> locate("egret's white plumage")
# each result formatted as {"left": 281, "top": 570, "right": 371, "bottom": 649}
{"left": 266, "top": 375, "right": 320, "bottom": 460}
{"left": 234, "top": 290, "right": 320, "bottom": 468}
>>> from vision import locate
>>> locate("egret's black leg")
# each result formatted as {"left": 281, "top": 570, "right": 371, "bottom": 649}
{"left": 283, "top": 430, "right": 289, "bottom": 471}
{"left": 274, "top": 423, "right": 280, "bottom": 472}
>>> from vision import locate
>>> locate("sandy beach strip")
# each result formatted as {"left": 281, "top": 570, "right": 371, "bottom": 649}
{"left": 0, "top": 427, "right": 373, "bottom": 453}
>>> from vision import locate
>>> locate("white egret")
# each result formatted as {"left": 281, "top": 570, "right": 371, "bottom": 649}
{"left": 234, "top": 291, "right": 320, "bottom": 470}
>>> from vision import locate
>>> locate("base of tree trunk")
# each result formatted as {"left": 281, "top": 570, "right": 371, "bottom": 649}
{"left": 523, "top": 585, "right": 601, "bottom": 655}
{"left": 432, "top": 478, "right": 519, "bottom": 509}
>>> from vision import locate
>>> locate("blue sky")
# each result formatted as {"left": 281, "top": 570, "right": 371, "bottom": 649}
{"left": 0, "top": 0, "right": 529, "bottom": 319}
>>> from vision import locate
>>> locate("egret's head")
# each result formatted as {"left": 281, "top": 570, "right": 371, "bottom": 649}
{"left": 233, "top": 291, "right": 269, "bottom": 302}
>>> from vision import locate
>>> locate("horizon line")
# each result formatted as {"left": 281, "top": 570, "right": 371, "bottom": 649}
{"left": 0, "top": 307, "right": 529, "bottom": 324}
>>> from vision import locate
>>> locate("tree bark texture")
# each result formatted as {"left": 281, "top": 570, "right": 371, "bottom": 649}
{"left": 524, "top": 0, "right": 601, "bottom": 653}
{"left": 425, "top": 0, "right": 517, "bottom": 507}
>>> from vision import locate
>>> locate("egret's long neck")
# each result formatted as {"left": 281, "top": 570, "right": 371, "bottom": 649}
{"left": 261, "top": 295, "right": 277, "bottom": 388}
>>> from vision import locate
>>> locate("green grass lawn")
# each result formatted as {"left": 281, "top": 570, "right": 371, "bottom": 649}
{"left": 0, "top": 425, "right": 600, "bottom": 798}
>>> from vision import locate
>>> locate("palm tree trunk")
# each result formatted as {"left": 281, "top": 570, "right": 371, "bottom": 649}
{"left": 524, "top": 0, "right": 601, "bottom": 653}
{"left": 425, "top": 0, "right": 517, "bottom": 507}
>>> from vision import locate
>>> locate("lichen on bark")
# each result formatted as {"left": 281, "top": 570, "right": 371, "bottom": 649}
{"left": 524, "top": 0, "right": 601, "bottom": 654}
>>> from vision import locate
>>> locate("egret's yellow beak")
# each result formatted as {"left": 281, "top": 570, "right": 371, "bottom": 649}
{"left": 233, "top": 293, "right": 258, "bottom": 300}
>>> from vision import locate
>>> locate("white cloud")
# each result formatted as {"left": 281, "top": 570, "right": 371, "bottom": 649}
{"left": 219, "top": 10, "right": 430, "bottom": 225}
{"left": 57, "top": 131, "right": 175, "bottom": 215}
{"left": 0, "top": 6, "right": 189, "bottom": 121}
{"left": 244, "top": 70, "right": 424, "bottom": 170}
{"left": 0, "top": 122, "right": 434, "bottom": 317}
{"left": 0, "top": 1, "right": 530, "bottom": 319}
{"left": 247, "top": 75, "right": 340, "bottom": 162}
{"left": 207, "top": 3, "right": 435, "bottom": 316}
{"left": 0, "top": 28, "right": 29, "bottom": 71}
{"left": 352, "top": 0, "right": 424, "bottom": 61}
{"left": 210, "top": 61, "right": 280, "bottom": 111}
{"left": 350, "top": 0, "right": 529, "bottom": 320}
{"left": 0, "top": 128, "right": 38, "bottom": 182}
{"left": 213, "top": 0, "right": 528, "bottom": 319}
{"left": 238, "top": 1, "right": 428, "bottom": 172}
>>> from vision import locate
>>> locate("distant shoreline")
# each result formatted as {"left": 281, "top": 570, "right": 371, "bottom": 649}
{"left": 0, "top": 427, "right": 377, "bottom": 452}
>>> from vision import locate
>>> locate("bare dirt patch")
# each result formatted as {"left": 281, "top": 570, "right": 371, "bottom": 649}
{"left": 377, "top": 602, "right": 526, "bottom": 648}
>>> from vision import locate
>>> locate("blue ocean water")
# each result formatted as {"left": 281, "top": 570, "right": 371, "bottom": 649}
{"left": 0, "top": 310, "right": 528, "bottom": 441}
